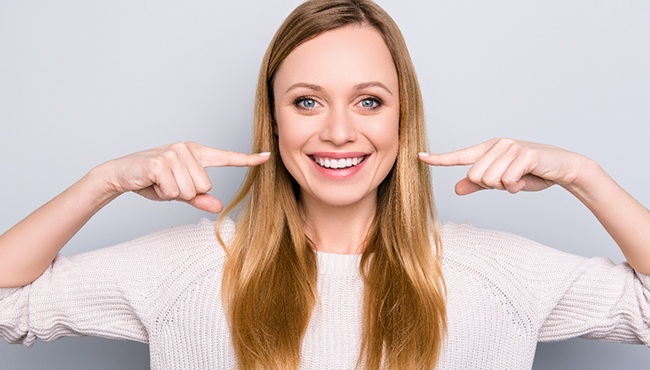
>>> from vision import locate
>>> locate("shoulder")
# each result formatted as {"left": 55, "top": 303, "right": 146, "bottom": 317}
{"left": 98, "top": 217, "right": 233, "bottom": 260}
{"left": 439, "top": 222, "right": 585, "bottom": 267}
{"left": 437, "top": 223, "right": 613, "bottom": 355}
{"left": 438, "top": 222, "right": 587, "bottom": 294}
{"left": 60, "top": 217, "right": 236, "bottom": 291}
{"left": 102, "top": 218, "right": 235, "bottom": 314}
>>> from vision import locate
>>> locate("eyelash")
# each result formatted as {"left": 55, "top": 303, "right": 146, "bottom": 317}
{"left": 293, "top": 96, "right": 319, "bottom": 110}
{"left": 358, "top": 96, "right": 382, "bottom": 110}
{"left": 292, "top": 95, "right": 383, "bottom": 110}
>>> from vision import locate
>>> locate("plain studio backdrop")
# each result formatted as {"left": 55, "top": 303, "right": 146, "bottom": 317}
{"left": 1, "top": 0, "right": 649, "bottom": 369}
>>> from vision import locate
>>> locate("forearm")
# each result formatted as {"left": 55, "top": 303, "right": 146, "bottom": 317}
{"left": 0, "top": 143, "right": 268, "bottom": 288}
{"left": 565, "top": 159, "right": 650, "bottom": 274}
{"left": 0, "top": 167, "right": 118, "bottom": 288}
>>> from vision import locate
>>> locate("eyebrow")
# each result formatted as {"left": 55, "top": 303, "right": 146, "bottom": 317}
{"left": 285, "top": 81, "right": 394, "bottom": 96}
{"left": 285, "top": 83, "right": 322, "bottom": 94}
{"left": 354, "top": 82, "right": 394, "bottom": 96}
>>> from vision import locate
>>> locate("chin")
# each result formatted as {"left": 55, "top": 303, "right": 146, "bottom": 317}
{"left": 306, "top": 189, "right": 374, "bottom": 209}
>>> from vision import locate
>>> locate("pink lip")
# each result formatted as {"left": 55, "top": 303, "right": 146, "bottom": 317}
{"left": 309, "top": 151, "right": 368, "bottom": 159}
{"left": 307, "top": 152, "right": 370, "bottom": 179}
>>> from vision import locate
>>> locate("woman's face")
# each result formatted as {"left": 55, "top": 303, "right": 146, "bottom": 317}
{"left": 273, "top": 25, "right": 399, "bottom": 209}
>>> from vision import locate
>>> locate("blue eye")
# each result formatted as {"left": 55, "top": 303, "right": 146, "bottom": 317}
{"left": 360, "top": 98, "right": 381, "bottom": 109}
{"left": 295, "top": 97, "right": 318, "bottom": 110}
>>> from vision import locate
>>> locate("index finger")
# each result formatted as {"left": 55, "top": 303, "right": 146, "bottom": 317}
{"left": 418, "top": 141, "right": 494, "bottom": 167}
{"left": 192, "top": 144, "right": 272, "bottom": 168}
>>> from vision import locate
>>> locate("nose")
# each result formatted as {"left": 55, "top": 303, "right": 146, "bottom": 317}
{"left": 319, "top": 107, "right": 357, "bottom": 146}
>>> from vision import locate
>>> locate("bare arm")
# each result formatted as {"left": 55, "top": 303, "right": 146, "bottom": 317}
{"left": 0, "top": 170, "right": 117, "bottom": 288}
{"left": 0, "top": 142, "right": 270, "bottom": 288}
{"left": 565, "top": 158, "right": 650, "bottom": 274}
{"left": 419, "top": 138, "right": 650, "bottom": 274}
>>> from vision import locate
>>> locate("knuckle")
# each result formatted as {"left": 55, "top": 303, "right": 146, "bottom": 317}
{"left": 495, "top": 137, "right": 516, "bottom": 149}
{"left": 160, "top": 187, "right": 179, "bottom": 200}
{"left": 502, "top": 178, "right": 519, "bottom": 191}
{"left": 178, "top": 190, "right": 197, "bottom": 201}
{"left": 512, "top": 142, "right": 525, "bottom": 153}
{"left": 482, "top": 175, "right": 498, "bottom": 186}
{"left": 185, "top": 141, "right": 199, "bottom": 150}
{"left": 467, "top": 173, "right": 482, "bottom": 185}
{"left": 162, "top": 148, "right": 180, "bottom": 161}
{"left": 169, "top": 142, "right": 189, "bottom": 152}
{"left": 502, "top": 175, "right": 518, "bottom": 186}
{"left": 466, "top": 168, "right": 482, "bottom": 183}
{"left": 148, "top": 157, "right": 166, "bottom": 172}
{"left": 521, "top": 147, "right": 536, "bottom": 161}
{"left": 488, "top": 137, "right": 503, "bottom": 146}
{"left": 483, "top": 178, "right": 503, "bottom": 189}
{"left": 196, "top": 182, "right": 212, "bottom": 193}
{"left": 185, "top": 142, "right": 205, "bottom": 160}
{"left": 168, "top": 190, "right": 181, "bottom": 199}
{"left": 505, "top": 184, "right": 520, "bottom": 194}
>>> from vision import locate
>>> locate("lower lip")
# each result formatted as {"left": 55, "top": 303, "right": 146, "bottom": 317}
{"left": 310, "top": 156, "right": 368, "bottom": 179}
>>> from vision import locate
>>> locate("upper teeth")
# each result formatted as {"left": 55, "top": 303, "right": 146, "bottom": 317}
{"left": 313, "top": 156, "right": 365, "bottom": 169}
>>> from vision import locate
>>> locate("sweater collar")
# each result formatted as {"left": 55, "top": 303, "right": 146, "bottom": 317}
{"left": 316, "top": 250, "right": 361, "bottom": 276}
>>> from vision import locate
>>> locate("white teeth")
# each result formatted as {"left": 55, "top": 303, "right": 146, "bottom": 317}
{"left": 313, "top": 155, "right": 365, "bottom": 169}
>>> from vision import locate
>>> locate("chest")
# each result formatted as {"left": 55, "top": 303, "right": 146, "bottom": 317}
{"left": 148, "top": 268, "right": 540, "bottom": 369}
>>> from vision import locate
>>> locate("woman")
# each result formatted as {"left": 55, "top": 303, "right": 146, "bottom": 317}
{"left": 1, "top": 0, "right": 649, "bottom": 369}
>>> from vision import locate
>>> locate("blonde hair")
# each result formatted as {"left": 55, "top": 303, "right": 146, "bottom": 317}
{"left": 218, "top": 1, "right": 446, "bottom": 369}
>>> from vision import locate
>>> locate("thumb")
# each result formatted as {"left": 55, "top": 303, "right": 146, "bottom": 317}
{"left": 184, "top": 193, "right": 224, "bottom": 213}
{"left": 455, "top": 178, "right": 486, "bottom": 196}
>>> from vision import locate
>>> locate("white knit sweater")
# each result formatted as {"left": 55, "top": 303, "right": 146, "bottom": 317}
{"left": 2, "top": 218, "right": 649, "bottom": 369}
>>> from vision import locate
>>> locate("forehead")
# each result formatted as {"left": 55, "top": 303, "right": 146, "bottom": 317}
{"left": 273, "top": 25, "right": 398, "bottom": 93}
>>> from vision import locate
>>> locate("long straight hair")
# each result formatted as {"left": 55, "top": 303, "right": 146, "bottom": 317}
{"left": 218, "top": 1, "right": 446, "bottom": 368}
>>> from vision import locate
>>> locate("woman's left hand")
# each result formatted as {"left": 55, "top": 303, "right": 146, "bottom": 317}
{"left": 418, "top": 138, "right": 590, "bottom": 196}
{"left": 420, "top": 137, "right": 650, "bottom": 275}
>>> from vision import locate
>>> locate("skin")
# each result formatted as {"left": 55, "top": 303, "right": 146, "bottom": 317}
{"left": 0, "top": 143, "right": 270, "bottom": 288}
{"left": 419, "top": 139, "right": 650, "bottom": 274}
{"left": 0, "top": 27, "right": 648, "bottom": 288}
{"left": 272, "top": 25, "right": 399, "bottom": 254}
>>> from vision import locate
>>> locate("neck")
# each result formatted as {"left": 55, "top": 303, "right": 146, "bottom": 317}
{"left": 300, "top": 192, "right": 376, "bottom": 255}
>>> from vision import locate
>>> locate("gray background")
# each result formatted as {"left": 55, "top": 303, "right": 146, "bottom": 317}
{"left": 1, "top": 0, "right": 649, "bottom": 368}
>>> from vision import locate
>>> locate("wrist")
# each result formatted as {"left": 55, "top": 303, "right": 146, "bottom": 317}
{"left": 82, "top": 163, "right": 123, "bottom": 207}
{"left": 562, "top": 157, "right": 611, "bottom": 205}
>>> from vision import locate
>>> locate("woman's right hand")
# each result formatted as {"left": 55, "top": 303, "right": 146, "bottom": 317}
{"left": 95, "top": 142, "right": 271, "bottom": 213}
{"left": 0, "top": 143, "right": 270, "bottom": 287}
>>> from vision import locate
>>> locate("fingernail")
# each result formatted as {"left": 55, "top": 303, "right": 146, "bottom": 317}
{"left": 418, "top": 152, "right": 430, "bottom": 157}
{"left": 259, "top": 152, "right": 271, "bottom": 157}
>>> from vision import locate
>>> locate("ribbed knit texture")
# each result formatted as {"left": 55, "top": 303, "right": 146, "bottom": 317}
{"left": 2, "top": 218, "right": 649, "bottom": 369}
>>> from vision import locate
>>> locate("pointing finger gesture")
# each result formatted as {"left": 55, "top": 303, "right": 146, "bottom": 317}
{"left": 419, "top": 138, "right": 588, "bottom": 196}
{"left": 98, "top": 142, "right": 271, "bottom": 213}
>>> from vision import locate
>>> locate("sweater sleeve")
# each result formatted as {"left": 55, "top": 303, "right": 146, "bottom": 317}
{"left": 441, "top": 223, "right": 650, "bottom": 347}
{"left": 538, "top": 256, "right": 650, "bottom": 344}
{"left": 0, "top": 241, "right": 155, "bottom": 346}
{"left": 0, "top": 218, "right": 230, "bottom": 347}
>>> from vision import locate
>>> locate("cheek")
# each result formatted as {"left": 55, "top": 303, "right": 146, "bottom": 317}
{"left": 275, "top": 112, "right": 310, "bottom": 179}
{"left": 276, "top": 128, "right": 295, "bottom": 171}
{"left": 368, "top": 114, "right": 399, "bottom": 183}
{"left": 368, "top": 114, "right": 399, "bottom": 158}
{"left": 276, "top": 114, "right": 302, "bottom": 155}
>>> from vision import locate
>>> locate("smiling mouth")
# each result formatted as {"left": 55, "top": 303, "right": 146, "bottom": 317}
{"left": 311, "top": 155, "right": 366, "bottom": 169}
